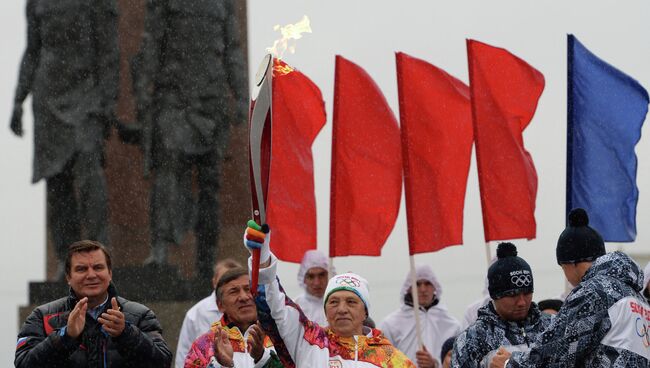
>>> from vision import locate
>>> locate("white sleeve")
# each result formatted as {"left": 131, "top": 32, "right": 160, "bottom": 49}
{"left": 252, "top": 347, "right": 274, "bottom": 368}
{"left": 254, "top": 253, "right": 330, "bottom": 366}
{"left": 379, "top": 318, "right": 395, "bottom": 344}
{"left": 175, "top": 313, "right": 195, "bottom": 368}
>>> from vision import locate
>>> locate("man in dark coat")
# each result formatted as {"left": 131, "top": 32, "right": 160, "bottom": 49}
{"left": 489, "top": 209, "right": 650, "bottom": 367}
{"left": 132, "top": 0, "right": 248, "bottom": 279}
{"left": 15, "top": 240, "right": 172, "bottom": 367}
{"left": 9, "top": 0, "right": 119, "bottom": 279}
{"left": 452, "top": 242, "right": 552, "bottom": 368}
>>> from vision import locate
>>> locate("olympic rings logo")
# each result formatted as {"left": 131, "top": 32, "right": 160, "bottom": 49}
{"left": 510, "top": 274, "right": 532, "bottom": 287}
{"left": 635, "top": 317, "right": 650, "bottom": 348}
{"left": 336, "top": 277, "right": 360, "bottom": 288}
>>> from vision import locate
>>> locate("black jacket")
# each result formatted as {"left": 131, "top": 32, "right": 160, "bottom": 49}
{"left": 15, "top": 284, "right": 172, "bottom": 367}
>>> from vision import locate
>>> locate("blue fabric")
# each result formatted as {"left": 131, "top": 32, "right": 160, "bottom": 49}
{"left": 246, "top": 239, "right": 262, "bottom": 249}
{"left": 567, "top": 34, "right": 649, "bottom": 242}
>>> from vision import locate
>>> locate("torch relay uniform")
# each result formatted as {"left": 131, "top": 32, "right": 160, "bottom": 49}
{"left": 380, "top": 265, "right": 461, "bottom": 365}
{"left": 255, "top": 252, "right": 416, "bottom": 368}
{"left": 451, "top": 301, "right": 551, "bottom": 368}
{"left": 184, "top": 317, "right": 278, "bottom": 368}
{"left": 175, "top": 290, "right": 223, "bottom": 368}
{"left": 506, "top": 251, "right": 650, "bottom": 367}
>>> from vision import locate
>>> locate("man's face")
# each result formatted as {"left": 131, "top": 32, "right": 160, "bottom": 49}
{"left": 442, "top": 350, "right": 452, "bottom": 368}
{"left": 325, "top": 290, "right": 366, "bottom": 337}
{"left": 541, "top": 308, "right": 559, "bottom": 315}
{"left": 493, "top": 292, "right": 532, "bottom": 322}
{"left": 408, "top": 279, "right": 436, "bottom": 307}
{"left": 304, "top": 267, "right": 328, "bottom": 298}
{"left": 561, "top": 264, "right": 581, "bottom": 287}
{"left": 66, "top": 249, "right": 112, "bottom": 301}
{"left": 217, "top": 275, "right": 257, "bottom": 325}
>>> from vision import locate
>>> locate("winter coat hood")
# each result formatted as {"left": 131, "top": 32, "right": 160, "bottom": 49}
{"left": 583, "top": 251, "right": 644, "bottom": 292}
{"left": 400, "top": 265, "right": 443, "bottom": 302}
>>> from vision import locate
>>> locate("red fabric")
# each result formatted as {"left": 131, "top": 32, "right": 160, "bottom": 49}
{"left": 466, "top": 40, "right": 544, "bottom": 242}
{"left": 396, "top": 52, "right": 473, "bottom": 254}
{"left": 329, "top": 55, "right": 402, "bottom": 257}
{"left": 266, "top": 60, "right": 326, "bottom": 262}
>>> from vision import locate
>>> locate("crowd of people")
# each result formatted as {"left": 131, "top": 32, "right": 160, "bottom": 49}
{"left": 15, "top": 208, "right": 650, "bottom": 367}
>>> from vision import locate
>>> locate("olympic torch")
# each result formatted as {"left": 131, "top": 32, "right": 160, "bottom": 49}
{"left": 248, "top": 54, "right": 273, "bottom": 295}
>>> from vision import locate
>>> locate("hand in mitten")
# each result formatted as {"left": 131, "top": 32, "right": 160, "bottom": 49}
{"left": 243, "top": 220, "right": 270, "bottom": 263}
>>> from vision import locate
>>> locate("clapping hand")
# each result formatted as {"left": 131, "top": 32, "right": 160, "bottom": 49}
{"left": 66, "top": 297, "right": 88, "bottom": 339}
{"left": 98, "top": 297, "right": 126, "bottom": 337}
{"left": 213, "top": 326, "right": 234, "bottom": 367}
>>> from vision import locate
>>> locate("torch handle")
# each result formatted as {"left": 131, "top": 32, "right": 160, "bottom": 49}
{"left": 251, "top": 248, "right": 261, "bottom": 296}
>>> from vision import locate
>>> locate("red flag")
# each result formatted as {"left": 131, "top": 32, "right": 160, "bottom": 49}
{"left": 466, "top": 39, "right": 544, "bottom": 242}
{"left": 266, "top": 60, "right": 326, "bottom": 262}
{"left": 396, "top": 52, "right": 473, "bottom": 254}
{"left": 329, "top": 55, "right": 402, "bottom": 257}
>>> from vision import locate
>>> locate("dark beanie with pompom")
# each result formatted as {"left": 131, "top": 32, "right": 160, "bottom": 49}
{"left": 487, "top": 242, "right": 534, "bottom": 299}
{"left": 556, "top": 208, "right": 605, "bottom": 264}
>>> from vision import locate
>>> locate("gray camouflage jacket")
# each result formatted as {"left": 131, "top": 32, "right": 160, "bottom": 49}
{"left": 508, "top": 251, "right": 650, "bottom": 367}
{"left": 452, "top": 301, "right": 552, "bottom": 368}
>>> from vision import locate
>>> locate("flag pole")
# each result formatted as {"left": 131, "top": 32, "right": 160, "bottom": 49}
{"left": 328, "top": 257, "right": 334, "bottom": 278}
{"left": 409, "top": 255, "right": 424, "bottom": 349}
{"left": 484, "top": 241, "right": 492, "bottom": 266}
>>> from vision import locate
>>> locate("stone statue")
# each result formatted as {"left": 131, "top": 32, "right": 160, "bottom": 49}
{"left": 131, "top": 0, "right": 247, "bottom": 279}
{"left": 10, "top": 0, "right": 119, "bottom": 280}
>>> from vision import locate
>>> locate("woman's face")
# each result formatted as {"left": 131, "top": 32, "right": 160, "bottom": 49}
{"left": 325, "top": 290, "right": 366, "bottom": 337}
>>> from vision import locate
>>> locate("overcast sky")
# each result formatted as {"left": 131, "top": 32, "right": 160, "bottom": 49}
{"left": 2, "top": 0, "right": 650, "bottom": 365}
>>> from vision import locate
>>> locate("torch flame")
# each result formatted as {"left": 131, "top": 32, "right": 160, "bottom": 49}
{"left": 266, "top": 15, "right": 312, "bottom": 75}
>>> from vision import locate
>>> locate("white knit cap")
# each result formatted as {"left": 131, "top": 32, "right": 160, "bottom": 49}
{"left": 324, "top": 273, "right": 371, "bottom": 314}
{"left": 400, "top": 264, "right": 443, "bottom": 301}
{"left": 297, "top": 250, "right": 334, "bottom": 289}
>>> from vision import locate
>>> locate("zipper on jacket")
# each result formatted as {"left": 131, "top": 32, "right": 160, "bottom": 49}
{"left": 520, "top": 326, "right": 530, "bottom": 347}
{"left": 354, "top": 335, "right": 359, "bottom": 366}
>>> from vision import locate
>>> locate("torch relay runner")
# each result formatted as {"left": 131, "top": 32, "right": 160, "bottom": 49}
{"left": 242, "top": 222, "right": 416, "bottom": 367}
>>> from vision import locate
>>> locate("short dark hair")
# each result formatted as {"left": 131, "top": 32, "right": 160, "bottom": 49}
{"left": 215, "top": 268, "right": 249, "bottom": 303}
{"left": 65, "top": 240, "right": 112, "bottom": 276}
{"left": 213, "top": 258, "right": 243, "bottom": 278}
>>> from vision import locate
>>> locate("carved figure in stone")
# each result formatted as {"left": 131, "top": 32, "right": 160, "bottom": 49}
{"left": 10, "top": 0, "right": 119, "bottom": 280}
{"left": 131, "top": 0, "right": 247, "bottom": 279}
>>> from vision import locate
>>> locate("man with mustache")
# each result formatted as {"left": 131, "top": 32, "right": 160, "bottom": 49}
{"left": 451, "top": 243, "right": 552, "bottom": 368}
{"left": 184, "top": 268, "right": 280, "bottom": 367}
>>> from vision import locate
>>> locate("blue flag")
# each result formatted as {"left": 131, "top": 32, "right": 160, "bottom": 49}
{"left": 567, "top": 34, "right": 649, "bottom": 242}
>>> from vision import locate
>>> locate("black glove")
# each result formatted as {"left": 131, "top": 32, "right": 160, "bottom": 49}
{"left": 10, "top": 103, "right": 23, "bottom": 137}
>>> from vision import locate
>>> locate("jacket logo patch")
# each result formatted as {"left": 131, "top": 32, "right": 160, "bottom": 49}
{"left": 329, "top": 359, "right": 343, "bottom": 368}
{"left": 634, "top": 317, "right": 650, "bottom": 347}
{"left": 43, "top": 312, "right": 65, "bottom": 336}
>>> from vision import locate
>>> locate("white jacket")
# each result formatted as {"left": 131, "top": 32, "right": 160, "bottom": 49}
{"left": 176, "top": 291, "right": 223, "bottom": 368}
{"left": 380, "top": 265, "right": 461, "bottom": 365}
{"left": 185, "top": 319, "right": 275, "bottom": 368}
{"left": 257, "top": 253, "right": 415, "bottom": 368}
{"left": 294, "top": 292, "right": 327, "bottom": 326}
